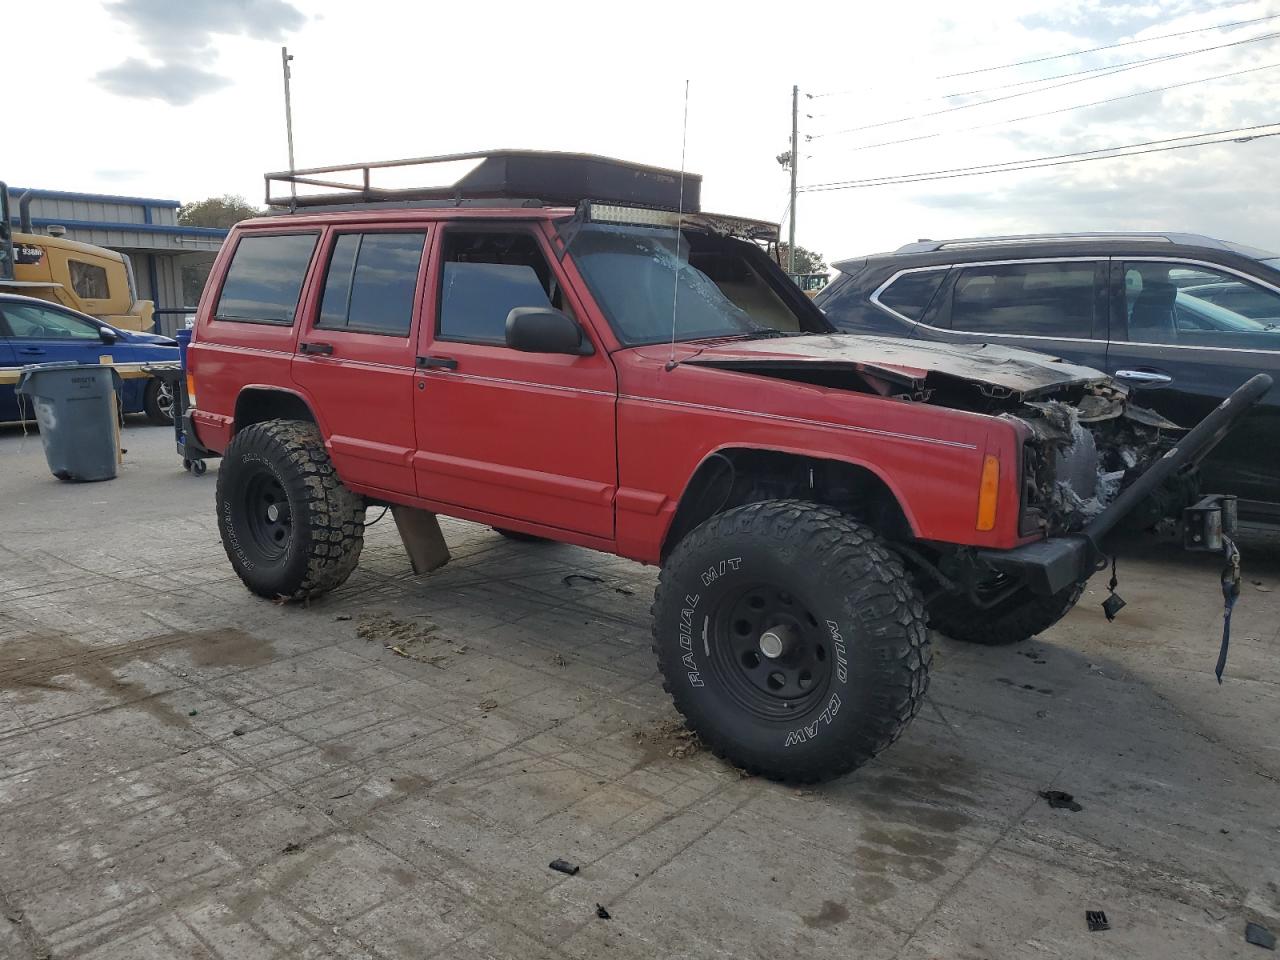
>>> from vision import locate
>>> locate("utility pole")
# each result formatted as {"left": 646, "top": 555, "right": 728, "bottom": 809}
{"left": 788, "top": 83, "right": 798, "bottom": 276}
{"left": 281, "top": 46, "right": 296, "bottom": 203}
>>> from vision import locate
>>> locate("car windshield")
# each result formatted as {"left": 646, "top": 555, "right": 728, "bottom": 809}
{"left": 568, "top": 223, "right": 805, "bottom": 345}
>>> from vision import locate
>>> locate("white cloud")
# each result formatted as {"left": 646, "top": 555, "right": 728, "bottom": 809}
{"left": 4, "top": 0, "right": 1277, "bottom": 260}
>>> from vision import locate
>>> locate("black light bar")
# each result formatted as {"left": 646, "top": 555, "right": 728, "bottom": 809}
{"left": 582, "top": 202, "right": 779, "bottom": 242}
{"left": 265, "top": 150, "right": 703, "bottom": 212}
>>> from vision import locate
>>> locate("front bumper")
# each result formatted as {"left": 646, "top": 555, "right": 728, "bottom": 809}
{"left": 975, "top": 373, "right": 1273, "bottom": 596}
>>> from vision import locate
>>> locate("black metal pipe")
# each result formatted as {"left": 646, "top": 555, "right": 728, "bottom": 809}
{"left": 17, "top": 190, "right": 33, "bottom": 234}
{"left": 1084, "top": 373, "right": 1273, "bottom": 544}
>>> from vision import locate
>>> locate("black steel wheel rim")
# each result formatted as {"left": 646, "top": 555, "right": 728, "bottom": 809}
{"left": 707, "top": 583, "right": 833, "bottom": 720}
{"left": 243, "top": 470, "right": 292, "bottom": 559}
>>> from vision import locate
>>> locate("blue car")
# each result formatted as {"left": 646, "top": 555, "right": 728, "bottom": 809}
{"left": 0, "top": 292, "right": 180, "bottom": 424}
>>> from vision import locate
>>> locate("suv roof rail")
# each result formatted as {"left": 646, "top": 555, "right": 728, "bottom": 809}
{"left": 894, "top": 232, "right": 1230, "bottom": 253}
{"left": 264, "top": 149, "right": 703, "bottom": 213}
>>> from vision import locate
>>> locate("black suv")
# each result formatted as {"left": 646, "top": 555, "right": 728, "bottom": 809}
{"left": 817, "top": 233, "right": 1280, "bottom": 521}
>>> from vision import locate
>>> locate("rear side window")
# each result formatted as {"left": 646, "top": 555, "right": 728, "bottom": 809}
{"left": 437, "top": 231, "right": 561, "bottom": 344}
{"left": 951, "top": 262, "right": 1097, "bottom": 338}
{"left": 317, "top": 232, "right": 425, "bottom": 336}
{"left": 69, "top": 260, "right": 110, "bottom": 299}
{"left": 215, "top": 233, "right": 318, "bottom": 325}
{"left": 876, "top": 270, "right": 946, "bottom": 320}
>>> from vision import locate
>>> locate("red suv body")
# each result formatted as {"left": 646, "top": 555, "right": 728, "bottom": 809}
{"left": 185, "top": 152, "right": 1268, "bottom": 783}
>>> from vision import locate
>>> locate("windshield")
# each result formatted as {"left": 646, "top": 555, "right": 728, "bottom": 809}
{"left": 569, "top": 223, "right": 805, "bottom": 345}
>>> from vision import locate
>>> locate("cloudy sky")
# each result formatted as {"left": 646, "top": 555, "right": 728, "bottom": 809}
{"left": 6, "top": 0, "right": 1279, "bottom": 265}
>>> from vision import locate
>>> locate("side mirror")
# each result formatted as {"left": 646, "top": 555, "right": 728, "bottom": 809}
{"left": 505, "top": 307, "right": 593, "bottom": 356}
{"left": 98, "top": 327, "right": 119, "bottom": 345}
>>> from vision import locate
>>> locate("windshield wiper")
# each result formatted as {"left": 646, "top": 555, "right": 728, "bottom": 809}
{"left": 738, "top": 328, "right": 790, "bottom": 340}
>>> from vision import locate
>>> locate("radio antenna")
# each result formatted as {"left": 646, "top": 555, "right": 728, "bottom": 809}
{"left": 666, "top": 79, "right": 690, "bottom": 372}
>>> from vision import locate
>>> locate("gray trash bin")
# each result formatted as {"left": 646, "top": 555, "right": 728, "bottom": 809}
{"left": 15, "top": 362, "right": 122, "bottom": 482}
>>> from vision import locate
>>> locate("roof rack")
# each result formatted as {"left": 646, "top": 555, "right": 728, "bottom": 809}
{"left": 894, "top": 232, "right": 1232, "bottom": 254}
{"left": 265, "top": 150, "right": 703, "bottom": 212}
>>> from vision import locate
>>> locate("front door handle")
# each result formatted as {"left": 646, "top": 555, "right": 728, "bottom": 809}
{"left": 299, "top": 341, "right": 334, "bottom": 355}
{"left": 416, "top": 356, "right": 458, "bottom": 370}
{"left": 18, "top": 347, "right": 44, "bottom": 355}
{"left": 1115, "top": 369, "right": 1173, "bottom": 385}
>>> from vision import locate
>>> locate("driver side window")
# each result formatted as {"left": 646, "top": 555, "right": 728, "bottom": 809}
{"left": 1122, "top": 261, "right": 1280, "bottom": 348}
{"left": 1, "top": 303, "right": 102, "bottom": 340}
{"left": 436, "top": 230, "right": 572, "bottom": 345}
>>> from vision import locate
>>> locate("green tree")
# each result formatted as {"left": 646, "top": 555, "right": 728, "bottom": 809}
{"left": 178, "top": 194, "right": 261, "bottom": 229}
{"left": 776, "top": 243, "right": 827, "bottom": 275}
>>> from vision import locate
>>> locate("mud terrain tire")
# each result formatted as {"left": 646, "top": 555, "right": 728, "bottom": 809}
{"left": 216, "top": 420, "right": 365, "bottom": 600}
{"left": 652, "top": 499, "right": 930, "bottom": 783}
{"left": 928, "top": 583, "right": 1083, "bottom": 646}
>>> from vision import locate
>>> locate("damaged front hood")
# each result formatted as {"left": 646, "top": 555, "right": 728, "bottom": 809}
{"left": 686, "top": 334, "right": 1110, "bottom": 400}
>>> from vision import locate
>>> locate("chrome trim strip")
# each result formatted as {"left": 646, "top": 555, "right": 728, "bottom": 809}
{"left": 618, "top": 394, "right": 978, "bottom": 450}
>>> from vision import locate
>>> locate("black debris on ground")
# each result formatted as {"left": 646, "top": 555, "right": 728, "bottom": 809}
{"left": 549, "top": 859, "right": 579, "bottom": 876}
{"left": 596, "top": 904, "right": 611, "bottom": 920}
{"left": 1086, "top": 910, "right": 1110, "bottom": 932}
{"left": 562, "top": 574, "right": 605, "bottom": 587}
{"left": 232, "top": 726, "right": 248, "bottom": 736}
{"left": 1039, "top": 790, "right": 1083, "bottom": 812}
{"left": 282, "top": 841, "right": 303, "bottom": 855}
{"left": 1246, "top": 921, "right": 1276, "bottom": 950}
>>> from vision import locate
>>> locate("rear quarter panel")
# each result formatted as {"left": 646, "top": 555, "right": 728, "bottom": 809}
{"left": 187, "top": 227, "right": 314, "bottom": 452}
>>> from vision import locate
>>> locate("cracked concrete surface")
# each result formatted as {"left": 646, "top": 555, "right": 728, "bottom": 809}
{"left": 0, "top": 423, "right": 1277, "bottom": 959}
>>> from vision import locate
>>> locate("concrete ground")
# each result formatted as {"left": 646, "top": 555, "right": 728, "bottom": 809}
{"left": 0, "top": 423, "right": 1277, "bottom": 960}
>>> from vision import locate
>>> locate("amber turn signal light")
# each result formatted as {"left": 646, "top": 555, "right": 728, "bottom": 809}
{"left": 976, "top": 455, "right": 999, "bottom": 531}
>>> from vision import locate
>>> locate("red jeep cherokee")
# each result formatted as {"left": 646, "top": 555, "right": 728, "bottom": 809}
{"left": 186, "top": 151, "right": 1268, "bottom": 782}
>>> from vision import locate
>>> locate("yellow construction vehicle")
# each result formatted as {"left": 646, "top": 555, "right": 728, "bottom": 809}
{"left": 1, "top": 183, "right": 155, "bottom": 331}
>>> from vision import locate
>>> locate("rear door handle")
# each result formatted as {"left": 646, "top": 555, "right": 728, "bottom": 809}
{"left": 416, "top": 356, "right": 458, "bottom": 370}
{"left": 18, "top": 347, "right": 44, "bottom": 355}
{"left": 1115, "top": 369, "right": 1173, "bottom": 385}
{"left": 299, "top": 341, "right": 334, "bottom": 355}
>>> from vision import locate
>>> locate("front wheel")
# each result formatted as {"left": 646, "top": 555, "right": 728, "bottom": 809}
{"left": 651, "top": 500, "right": 930, "bottom": 783}
{"left": 216, "top": 420, "right": 365, "bottom": 600}
{"left": 927, "top": 581, "right": 1083, "bottom": 646}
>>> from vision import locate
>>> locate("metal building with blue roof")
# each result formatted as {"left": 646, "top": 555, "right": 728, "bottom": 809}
{"left": 4, "top": 186, "right": 229, "bottom": 335}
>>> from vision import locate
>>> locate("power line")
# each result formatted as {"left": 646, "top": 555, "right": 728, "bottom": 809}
{"left": 810, "top": 60, "right": 1280, "bottom": 157}
{"left": 798, "top": 122, "right": 1280, "bottom": 192}
{"left": 806, "top": 10, "right": 1280, "bottom": 98}
{"left": 941, "top": 10, "right": 1280, "bottom": 78}
{"left": 807, "top": 29, "right": 1280, "bottom": 139}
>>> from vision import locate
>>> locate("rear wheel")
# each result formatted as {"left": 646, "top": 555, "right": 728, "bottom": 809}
{"left": 216, "top": 420, "right": 365, "bottom": 600}
{"left": 143, "top": 378, "right": 175, "bottom": 425}
{"left": 652, "top": 500, "right": 930, "bottom": 783}
{"left": 928, "top": 581, "right": 1083, "bottom": 646}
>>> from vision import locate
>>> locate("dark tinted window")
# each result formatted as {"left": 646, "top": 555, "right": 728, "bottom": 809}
{"left": 317, "top": 232, "right": 425, "bottom": 336}
{"left": 1123, "top": 262, "right": 1280, "bottom": 348}
{"left": 438, "top": 232, "right": 559, "bottom": 344}
{"left": 69, "top": 260, "right": 110, "bottom": 299}
{"left": 216, "top": 233, "right": 318, "bottom": 324}
{"left": 951, "top": 262, "right": 1096, "bottom": 337}
{"left": 877, "top": 270, "right": 946, "bottom": 320}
